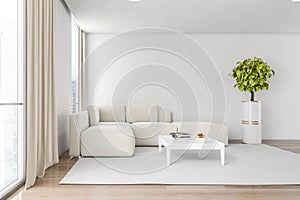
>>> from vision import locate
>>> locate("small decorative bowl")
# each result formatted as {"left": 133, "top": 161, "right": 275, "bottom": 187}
{"left": 195, "top": 133, "right": 206, "bottom": 143}
{"left": 195, "top": 137, "right": 206, "bottom": 143}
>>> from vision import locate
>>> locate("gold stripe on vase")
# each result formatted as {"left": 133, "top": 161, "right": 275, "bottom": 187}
{"left": 241, "top": 120, "right": 262, "bottom": 125}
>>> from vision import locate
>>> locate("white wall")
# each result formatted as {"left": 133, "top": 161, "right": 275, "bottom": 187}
{"left": 55, "top": 0, "right": 72, "bottom": 155}
{"left": 85, "top": 33, "right": 300, "bottom": 140}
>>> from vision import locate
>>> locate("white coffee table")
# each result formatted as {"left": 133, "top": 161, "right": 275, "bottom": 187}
{"left": 158, "top": 136, "right": 225, "bottom": 166}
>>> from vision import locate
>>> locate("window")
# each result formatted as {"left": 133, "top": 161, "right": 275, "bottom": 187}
{"left": 71, "top": 18, "right": 80, "bottom": 113}
{"left": 0, "top": 0, "right": 25, "bottom": 198}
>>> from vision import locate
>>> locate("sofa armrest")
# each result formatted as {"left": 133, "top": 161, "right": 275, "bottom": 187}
{"left": 69, "top": 111, "right": 89, "bottom": 157}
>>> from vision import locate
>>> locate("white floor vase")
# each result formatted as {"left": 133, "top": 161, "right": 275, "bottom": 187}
{"left": 242, "top": 100, "right": 262, "bottom": 144}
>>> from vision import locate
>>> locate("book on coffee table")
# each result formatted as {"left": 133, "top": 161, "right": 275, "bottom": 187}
{"left": 170, "top": 132, "right": 192, "bottom": 138}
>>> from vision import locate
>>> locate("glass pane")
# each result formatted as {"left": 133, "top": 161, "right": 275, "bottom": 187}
{"left": 0, "top": 105, "right": 20, "bottom": 191}
{"left": 0, "top": 0, "right": 24, "bottom": 198}
{"left": 71, "top": 19, "right": 79, "bottom": 113}
{"left": 0, "top": 0, "right": 18, "bottom": 103}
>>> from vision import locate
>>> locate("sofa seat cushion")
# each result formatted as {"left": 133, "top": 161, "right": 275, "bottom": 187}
{"left": 173, "top": 122, "right": 228, "bottom": 145}
{"left": 131, "top": 122, "right": 177, "bottom": 146}
{"left": 81, "top": 125, "right": 135, "bottom": 157}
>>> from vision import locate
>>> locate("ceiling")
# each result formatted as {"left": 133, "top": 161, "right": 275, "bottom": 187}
{"left": 64, "top": 0, "right": 300, "bottom": 34}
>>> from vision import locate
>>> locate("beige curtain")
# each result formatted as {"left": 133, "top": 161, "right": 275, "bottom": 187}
{"left": 26, "top": 0, "right": 59, "bottom": 189}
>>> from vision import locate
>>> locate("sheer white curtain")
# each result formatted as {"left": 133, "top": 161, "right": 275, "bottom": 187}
{"left": 25, "top": 0, "right": 59, "bottom": 189}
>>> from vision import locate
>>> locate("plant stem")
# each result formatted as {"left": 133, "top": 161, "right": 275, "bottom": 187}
{"left": 250, "top": 92, "right": 255, "bottom": 101}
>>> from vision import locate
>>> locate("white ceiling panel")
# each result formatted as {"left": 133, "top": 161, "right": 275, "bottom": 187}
{"left": 64, "top": 0, "right": 300, "bottom": 33}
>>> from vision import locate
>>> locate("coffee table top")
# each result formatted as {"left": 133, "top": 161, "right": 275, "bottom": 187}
{"left": 159, "top": 135, "right": 224, "bottom": 150}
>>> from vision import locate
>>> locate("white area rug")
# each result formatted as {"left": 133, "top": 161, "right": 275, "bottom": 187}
{"left": 60, "top": 144, "right": 300, "bottom": 185}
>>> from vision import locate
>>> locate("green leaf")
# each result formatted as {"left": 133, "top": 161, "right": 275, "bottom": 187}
{"left": 229, "top": 57, "right": 275, "bottom": 94}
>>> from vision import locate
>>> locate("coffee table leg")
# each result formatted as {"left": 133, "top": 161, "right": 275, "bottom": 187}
{"left": 167, "top": 148, "right": 171, "bottom": 165}
{"left": 220, "top": 146, "right": 225, "bottom": 166}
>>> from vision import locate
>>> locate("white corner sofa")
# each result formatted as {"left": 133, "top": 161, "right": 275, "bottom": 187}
{"left": 69, "top": 104, "right": 228, "bottom": 157}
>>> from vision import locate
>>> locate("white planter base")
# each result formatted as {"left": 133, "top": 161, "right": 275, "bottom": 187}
{"left": 242, "top": 101, "right": 262, "bottom": 144}
{"left": 242, "top": 124, "right": 262, "bottom": 144}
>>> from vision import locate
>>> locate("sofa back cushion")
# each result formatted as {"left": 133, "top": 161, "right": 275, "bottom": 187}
{"left": 126, "top": 104, "right": 158, "bottom": 122}
{"left": 87, "top": 105, "right": 100, "bottom": 126}
{"left": 99, "top": 105, "right": 126, "bottom": 122}
{"left": 158, "top": 109, "right": 172, "bottom": 122}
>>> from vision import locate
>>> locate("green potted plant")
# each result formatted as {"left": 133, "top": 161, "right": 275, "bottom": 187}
{"left": 229, "top": 57, "right": 275, "bottom": 144}
{"left": 229, "top": 57, "right": 275, "bottom": 101}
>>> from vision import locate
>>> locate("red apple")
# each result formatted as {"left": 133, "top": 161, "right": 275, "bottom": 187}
{"left": 197, "top": 133, "right": 204, "bottom": 138}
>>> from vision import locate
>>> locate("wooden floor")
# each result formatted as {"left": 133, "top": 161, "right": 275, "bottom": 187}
{"left": 8, "top": 140, "right": 300, "bottom": 200}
